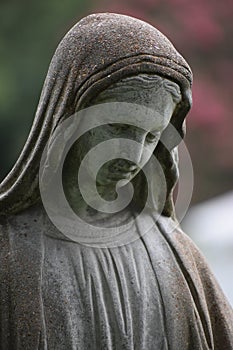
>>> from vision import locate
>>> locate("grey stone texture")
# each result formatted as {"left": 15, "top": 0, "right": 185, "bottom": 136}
{"left": 0, "top": 13, "right": 233, "bottom": 350}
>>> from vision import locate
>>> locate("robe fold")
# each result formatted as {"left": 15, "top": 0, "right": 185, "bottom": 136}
{"left": 0, "top": 13, "right": 232, "bottom": 350}
{"left": 1, "top": 204, "right": 232, "bottom": 349}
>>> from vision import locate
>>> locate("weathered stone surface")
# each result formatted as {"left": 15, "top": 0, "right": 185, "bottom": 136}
{"left": 0, "top": 13, "right": 232, "bottom": 350}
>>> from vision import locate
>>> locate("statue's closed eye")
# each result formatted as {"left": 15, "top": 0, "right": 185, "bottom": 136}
{"left": 108, "top": 123, "right": 131, "bottom": 133}
{"left": 108, "top": 124, "right": 160, "bottom": 143}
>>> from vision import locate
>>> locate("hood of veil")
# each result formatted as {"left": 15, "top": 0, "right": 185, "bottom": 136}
{"left": 0, "top": 13, "right": 192, "bottom": 216}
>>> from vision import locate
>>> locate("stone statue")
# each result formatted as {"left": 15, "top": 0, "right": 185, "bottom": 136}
{"left": 0, "top": 13, "right": 232, "bottom": 350}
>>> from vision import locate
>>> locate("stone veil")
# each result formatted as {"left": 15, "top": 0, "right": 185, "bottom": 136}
{"left": 0, "top": 13, "right": 232, "bottom": 350}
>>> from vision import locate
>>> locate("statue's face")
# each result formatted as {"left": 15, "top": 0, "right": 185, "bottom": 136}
{"left": 77, "top": 75, "right": 180, "bottom": 188}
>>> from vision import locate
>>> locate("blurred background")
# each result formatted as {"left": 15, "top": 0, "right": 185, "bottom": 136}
{"left": 0, "top": 0, "right": 232, "bottom": 303}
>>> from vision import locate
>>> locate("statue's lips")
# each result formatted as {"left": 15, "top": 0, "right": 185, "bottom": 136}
{"left": 107, "top": 164, "right": 139, "bottom": 180}
{"left": 108, "top": 163, "right": 138, "bottom": 172}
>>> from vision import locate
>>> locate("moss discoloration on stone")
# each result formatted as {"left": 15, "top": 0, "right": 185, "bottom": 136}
{"left": 0, "top": 13, "right": 192, "bottom": 216}
{"left": 0, "top": 13, "right": 232, "bottom": 350}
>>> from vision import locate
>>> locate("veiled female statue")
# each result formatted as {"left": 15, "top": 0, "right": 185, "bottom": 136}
{"left": 0, "top": 13, "right": 232, "bottom": 350}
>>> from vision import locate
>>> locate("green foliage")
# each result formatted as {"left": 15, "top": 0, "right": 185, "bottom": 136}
{"left": 0, "top": 0, "right": 93, "bottom": 180}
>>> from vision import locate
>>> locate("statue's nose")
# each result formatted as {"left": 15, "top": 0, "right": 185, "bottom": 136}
{"left": 122, "top": 130, "right": 146, "bottom": 165}
{"left": 133, "top": 130, "right": 147, "bottom": 163}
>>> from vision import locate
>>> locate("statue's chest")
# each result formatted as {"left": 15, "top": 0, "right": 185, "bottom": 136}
{"left": 41, "top": 226, "right": 168, "bottom": 349}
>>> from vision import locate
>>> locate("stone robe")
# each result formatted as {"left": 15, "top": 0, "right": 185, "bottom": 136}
{"left": 1, "top": 203, "right": 233, "bottom": 349}
{"left": 0, "top": 13, "right": 233, "bottom": 349}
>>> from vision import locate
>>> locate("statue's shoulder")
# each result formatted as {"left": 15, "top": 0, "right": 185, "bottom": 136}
{"left": 0, "top": 202, "right": 44, "bottom": 248}
{"left": 0, "top": 214, "right": 8, "bottom": 246}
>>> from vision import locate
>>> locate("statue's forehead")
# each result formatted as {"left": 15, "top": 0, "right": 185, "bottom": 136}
{"left": 79, "top": 101, "right": 172, "bottom": 133}
{"left": 82, "top": 75, "right": 179, "bottom": 131}
{"left": 92, "top": 74, "right": 180, "bottom": 106}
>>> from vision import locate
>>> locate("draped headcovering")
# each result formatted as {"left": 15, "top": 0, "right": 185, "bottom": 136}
{"left": 1, "top": 16, "right": 232, "bottom": 350}
{"left": 0, "top": 13, "right": 192, "bottom": 215}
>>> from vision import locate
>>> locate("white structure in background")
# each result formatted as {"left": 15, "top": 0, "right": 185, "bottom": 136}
{"left": 182, "top": 191, "right": 233, "bottom": 306}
